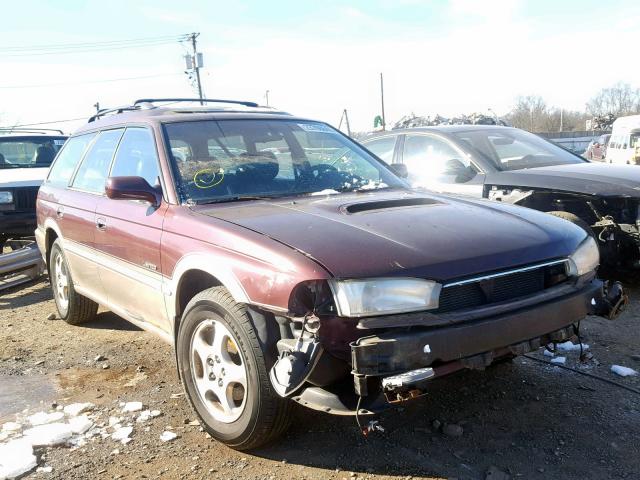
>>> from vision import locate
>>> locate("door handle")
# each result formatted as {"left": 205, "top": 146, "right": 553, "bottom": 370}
{"left": 96, "top": 217, "right": 107, "bottom": 231}
{"left": 56, "top": 206, "right": 64, "bottom": 218}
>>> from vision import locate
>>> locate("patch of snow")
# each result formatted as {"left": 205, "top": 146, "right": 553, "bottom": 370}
{"left": 0, "top": 439, "right": 37, "bottom": 479}
{"left": 27, "top": 411, "right": 64, "bottom": 426}
{"left": 23, "top": 423, "right": 73, "bottom": 447}
{"left": 111, "top": 426, "right": 133, "bottom": 444}
{"left": 36, "top": 466, "right": 53, "bottom": 473}
{"left": 1, "top": 422, "right": 22, "bottom": 433}
{"left": 121, "top": 401, "right": 143, "bottom": 413}
{"left": 543, "top": 349, "right": 555, "bottom": 358}
{"left": 108, "top": 416, "right": 122, "bottom": 427}
{"left": 310, "top": 189, "right": 339, "bottom": 196}
{"left": 551, "top": 356, "right": 566, "bottom": 365}
{"left": 150, "top": 410, "right": 162, "bottom": 418}
{"left": 159, "top": 431, "right": 178, "bottom": 442}
{"left": 136, "top": 410, "right": 152, "bottom": 423}
{"left": 611, "top": 365, "right": 638, "bottom": 377}
{"left": 68, "top": 415, "right": 93, "bottom": 435}
{"left": 63, "top": 402, "right": 94, "bottom": 417}
{"left": 556, "top": 341, "right": 589, "bottom": 352}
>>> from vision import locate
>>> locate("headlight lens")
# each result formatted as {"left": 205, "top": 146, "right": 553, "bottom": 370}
{"left": 568, "top": 236, "right": 599, "bottom": 276}
{"left": 0, "top": 191, "right": 13, "bottom": 204}
{"left": 328, "top": 278, "right": 441, "bottom": 317}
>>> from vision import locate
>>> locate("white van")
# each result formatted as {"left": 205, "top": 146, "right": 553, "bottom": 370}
{"left": 605, "top": 114, "right": 640, "bottom": 165}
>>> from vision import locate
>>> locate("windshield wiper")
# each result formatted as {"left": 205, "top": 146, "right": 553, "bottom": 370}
{"left": 195, "top": 195, "right": 280, "bottom": 205}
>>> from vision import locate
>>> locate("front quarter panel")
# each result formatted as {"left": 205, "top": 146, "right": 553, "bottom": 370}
{"left": 161, "top": 206, "right": 331, "bottom": 318}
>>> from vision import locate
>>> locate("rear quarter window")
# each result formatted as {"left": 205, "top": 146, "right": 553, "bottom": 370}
{"left": 47, "top": 133, "right": 97, "bottom": 187}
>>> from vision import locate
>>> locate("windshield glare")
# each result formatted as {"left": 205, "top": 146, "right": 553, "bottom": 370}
{"left": 0, "top": 137, "right": 66, "bottom": 169}
{"left": 452, "top": 128, "right": 585, "bottom": 171}
{"left": 164, "top": 120, "right": 405, "bottom": 204}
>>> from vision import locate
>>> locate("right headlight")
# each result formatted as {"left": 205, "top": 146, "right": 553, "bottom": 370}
{"left": 0, "top": 191, "right": 13, "bottom": 204}
{"left": 328, "top": 277, "right": 442, "bottom": 317}
{"left": 568, "top": 236, "right": 599, "bottom": 276}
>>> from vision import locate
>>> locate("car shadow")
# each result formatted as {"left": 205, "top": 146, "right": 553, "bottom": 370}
{"left": 79, "top": 311, "right": 143, "bottom": 332}
{"left": 0, "top": 277, "right": 52, "bottom": 310}
{"left": 252, "top": 359, "right": 640, "bottom": 479}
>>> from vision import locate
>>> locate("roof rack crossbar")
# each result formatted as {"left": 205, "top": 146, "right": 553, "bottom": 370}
{"left": 133, "top": 98, "right": 259, "bottom": 108}
{"left": 0, "top": 127, "right": 65, "bottom": 135}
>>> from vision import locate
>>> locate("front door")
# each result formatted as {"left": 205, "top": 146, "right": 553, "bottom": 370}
{"left": 93, "top": 127, "right": 168, "bottom": 331}
{"left": 401, "top": 133, "right": 484, "bottom": 197}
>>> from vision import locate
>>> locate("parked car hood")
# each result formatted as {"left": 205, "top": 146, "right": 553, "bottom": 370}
{"left": 486, "top": 163, "right": 640, "bottom": 197}
{"left": 195, "top": 191, "right": 585, "bottom": 282}
{"left": 0, "top": 167, "right": 49, "bottom": 188}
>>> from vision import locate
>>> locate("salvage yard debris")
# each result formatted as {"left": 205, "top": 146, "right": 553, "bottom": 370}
{"left": 611, "top": 365, "right": 638, "bottom": 377}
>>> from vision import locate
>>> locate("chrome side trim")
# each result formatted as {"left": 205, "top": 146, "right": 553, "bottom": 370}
{"left": 443, "top": 259, "right": 569, "bottom": 288}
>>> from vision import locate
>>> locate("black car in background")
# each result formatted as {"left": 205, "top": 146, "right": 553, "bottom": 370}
{"left": 362, "top": 126, "right": 640, "bottom": 272}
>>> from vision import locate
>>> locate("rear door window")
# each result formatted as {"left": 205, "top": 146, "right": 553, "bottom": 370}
{"left": 110, "top": 128, "right": 160, "bottom": 187}
{"left": 71, "top": 129, "right": 124, "bottom": 194}
{"left": 47, "top": 133, "right": 97, "bottom": 187}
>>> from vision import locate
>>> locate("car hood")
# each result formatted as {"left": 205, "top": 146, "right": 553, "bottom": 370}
{"left": 486, "top": 163, "right": 640, "bottom": 197}
{"left": 0, "top": 167, "right": 48, "bottom": 188}
{"left": 194, "top": 191, "right": 585, "bottom": 282}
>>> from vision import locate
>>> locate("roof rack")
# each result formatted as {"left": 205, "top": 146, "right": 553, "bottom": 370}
{"left": 0, "top": 127, "right": 65, "bottom": 135}
{"left": 87, "top": 98, "right": 265, "bottom": 124}
{"left": 88, "top": 105, "right": 140, "bottom": 123}
{"left": 133, "top": 98, "right": 259, "bottom": 108}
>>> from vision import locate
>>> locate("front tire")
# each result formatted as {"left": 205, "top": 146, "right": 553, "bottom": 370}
{"left": 176, "top": 287, "right": 291, "bottom": 450}
{"left": 49, "top": 239, "right": 98, "bottom": 325}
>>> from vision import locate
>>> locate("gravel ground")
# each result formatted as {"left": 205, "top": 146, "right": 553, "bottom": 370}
{"left": 1, "top": 278, "right": 639, "bottom": 480}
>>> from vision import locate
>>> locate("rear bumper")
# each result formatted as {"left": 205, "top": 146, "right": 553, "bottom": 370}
{"left": 351, "top": 279, "right": 603, "bottom": 377}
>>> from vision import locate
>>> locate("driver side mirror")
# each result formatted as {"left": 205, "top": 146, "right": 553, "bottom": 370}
{"left": 106, "top": 176, "right": 162, "bottom": 207}
{"left": 389, "top": 163, "right": 408, "bottom": 178}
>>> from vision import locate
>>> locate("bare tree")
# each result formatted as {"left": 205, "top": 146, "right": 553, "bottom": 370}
{"left": 506, "top": 95, "right": 550, "bottom": 132}
{"left": 586, "top": 82, "right": 640, "bottom": 116}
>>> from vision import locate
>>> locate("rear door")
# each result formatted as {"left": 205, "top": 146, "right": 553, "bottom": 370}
{"left": 94, "top": 127, "right": 168, "bottom": 330}
{"left": 400, "top": 133, "right": 484, "bottom": 197}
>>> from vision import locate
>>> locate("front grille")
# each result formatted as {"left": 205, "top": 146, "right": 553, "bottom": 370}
{"left": 435, "top": 261, "right": 568, "bottom": 314}
{"left": 14, "top": 187, "right": 39, "bottom": 211}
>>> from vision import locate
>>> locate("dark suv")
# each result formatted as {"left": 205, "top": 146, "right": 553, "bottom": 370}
{"left": 36, "top": 99, "right": 619, "bottom": 450}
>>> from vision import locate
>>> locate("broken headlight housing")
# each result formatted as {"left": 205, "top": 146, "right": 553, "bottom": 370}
{"left": 0, "top": 191, "right": 13, "bottom": 204}
{"left": 328, "top": 278, "right": 442, "bottom": 317}
{"left": 568, "top": 236, "right": 600, "bottom": 276}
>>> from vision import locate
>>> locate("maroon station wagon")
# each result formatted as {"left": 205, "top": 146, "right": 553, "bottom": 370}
{"left": 36, "top": 98, "right": 622, "bottom": 449}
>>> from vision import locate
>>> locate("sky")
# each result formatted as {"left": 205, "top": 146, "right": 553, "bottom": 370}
{"left": 1, "top": 0, "right": 639, "bottom": 133}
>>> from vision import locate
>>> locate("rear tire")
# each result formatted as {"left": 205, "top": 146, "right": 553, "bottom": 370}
{"left": 176, "top": 286, "right": 292, "bottom": 450}
{"left": 49, "top": 239, "right": 98, "bottom": 325}
{"left": 546, "top": 211, "right": 595, "bottom": 238}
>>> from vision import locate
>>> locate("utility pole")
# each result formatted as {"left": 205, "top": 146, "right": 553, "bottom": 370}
{"left": 94, "top": 102, "right": 100, "bottom": 113}
{"left": 189, "top": 32, "right": 204, "bottom": 105}
{"left": 559, "top": 108, "right": 564, "bottom": 132}
{"left": 380, "top": 73, "right": 386, "bottom": 131}
{"left": 265, "top": 90, "right": 270, "bottom": 107}
{"left": 338, "top": 109, "right": 352, "bottom": 136}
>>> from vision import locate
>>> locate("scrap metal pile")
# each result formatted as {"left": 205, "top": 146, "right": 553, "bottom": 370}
{"left": 392, "top": 112, "right": 508, "bottom": 130}
{"left": 590, "top": 113, "right": 617, "bottom": 131}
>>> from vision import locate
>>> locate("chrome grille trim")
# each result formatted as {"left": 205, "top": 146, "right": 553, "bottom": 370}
{"left": 442, "top": 259, "right": 569, "bottom": 289}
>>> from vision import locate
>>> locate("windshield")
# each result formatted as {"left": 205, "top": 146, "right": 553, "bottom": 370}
{"left": 452, "top": 128, "right": 585, "bottom": 171}
{"left": 164, "top": 119, "right": 406, "bottom": 204}
{"left": 0, "top": 136, "right": 66, "bottom": 169}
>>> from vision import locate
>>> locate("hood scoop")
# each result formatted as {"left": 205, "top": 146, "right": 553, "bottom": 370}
{"left": 343, "top": 197, "right": 441, "bottom": 214}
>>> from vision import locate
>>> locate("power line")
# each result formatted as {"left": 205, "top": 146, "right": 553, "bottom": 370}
{"left": 0, "top": 34, "right": 188, "bottom": 52}
{"left": 0, "top": 72, "right": 182, "bottom": 89}
{"left": 0, "top": 34, "right": 190, "bottom": 57}
{"left": 8, "top": 117, "right": 89, "bottom": 128}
